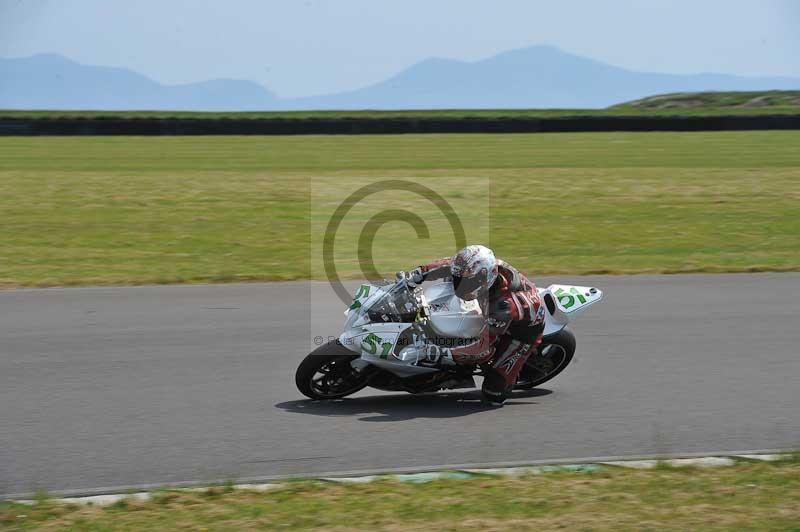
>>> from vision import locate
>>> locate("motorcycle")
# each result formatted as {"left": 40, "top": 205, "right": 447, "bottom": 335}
{"left": 295, "top": 276, "right": 603, "bottom": 400}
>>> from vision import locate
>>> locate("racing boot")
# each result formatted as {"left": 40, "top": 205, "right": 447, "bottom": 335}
{"left": 481, "top": 369, "right": 510, "bottom": 407}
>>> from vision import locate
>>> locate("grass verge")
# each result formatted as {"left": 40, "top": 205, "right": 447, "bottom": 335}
{"left": 611, "top": 90, "right": 800, "bottom": 112}
{"left": 2, "top": 458, "right": 798, "bottom": 531}
{"left": 1, "top": 131, "right": 799, "bottom": 287}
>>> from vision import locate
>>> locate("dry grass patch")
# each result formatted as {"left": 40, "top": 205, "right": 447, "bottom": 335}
{"left": 2, "top": 459, "right": 799, "bottom": 531}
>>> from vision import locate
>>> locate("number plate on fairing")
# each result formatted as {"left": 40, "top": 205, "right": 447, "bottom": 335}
{"left": 351, "top": 323, "right": 409, "bottom": 361}
{"left": 549, "top": 284, "right": 602, "bottom": 313}
{"left": 347, "top": 284, "right": 372, "bottom": 312}
{"left": 360, "top": 331, "right": 398, "bottom": 360}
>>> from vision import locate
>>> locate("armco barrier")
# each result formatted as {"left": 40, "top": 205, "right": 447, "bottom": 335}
{"left": 0, "top": 115, "right": 799, "bottom": 135}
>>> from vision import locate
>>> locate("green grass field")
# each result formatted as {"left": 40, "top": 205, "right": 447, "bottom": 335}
{"left": 1, "top": 131, "right": 799, "bottom": 288}
{"left": 2, "top": 91, "right": 799, "bottom": 119}
{"left": 2, "top": 459, "right": 798, "bottom": 530}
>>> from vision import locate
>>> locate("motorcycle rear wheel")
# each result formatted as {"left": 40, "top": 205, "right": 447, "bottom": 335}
{"left": 515, "top": 327, "right": 576, "bottom": 389}
{"left": 295, "top": 342, "right": 371, "bottom": 400}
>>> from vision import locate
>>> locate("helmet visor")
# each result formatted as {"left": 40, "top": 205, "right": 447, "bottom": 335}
{"left": 452, "top": 274, "right": 482, "bottom": 300}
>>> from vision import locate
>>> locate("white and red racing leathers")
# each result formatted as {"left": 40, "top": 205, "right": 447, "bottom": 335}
{"left": 418, "top": 257, "right": 545, "bottom": 400}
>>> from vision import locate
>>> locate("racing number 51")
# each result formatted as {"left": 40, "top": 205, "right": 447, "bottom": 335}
{"left": 361, "top": 333, "right": 393, "bottom": 359}
{"left": 554, "top": 286, "right": 587, "bottom": 310}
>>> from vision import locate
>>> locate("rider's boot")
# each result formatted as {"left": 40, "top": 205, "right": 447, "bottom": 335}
{"left": 481, "top": 370, "right": 510, "bottom": 407}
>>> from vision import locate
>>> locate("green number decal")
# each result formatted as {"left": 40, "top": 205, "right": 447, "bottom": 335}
{"left": 361, "top": 333, "right": 394, "bottom": 358}
{"left": 379, "top": 341, "right": 393, "bottom": 359}
{"left": 361, "top": 333, "right": 380, "bottom": 354}
{"left": 349, "top": 285, "right": 370, "bottom": 310}
{"left": 554, "top": 287, "right": 574, "bottom": 309}
{"left": 570, "top": 286, "right": 587, "bottom": 305}
{"left": 554, "top": 287, "right": 587, "bottom": 310}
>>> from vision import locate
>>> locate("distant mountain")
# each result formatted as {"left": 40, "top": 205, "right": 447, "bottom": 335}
{"left": 293, "top": 46, "right": 800, "bottom": 109}
{"left": 2, "top": 48, "right": 799, "bottom": 110}
{"left": 0, "top": 54, "right": 278, "bottom": 110}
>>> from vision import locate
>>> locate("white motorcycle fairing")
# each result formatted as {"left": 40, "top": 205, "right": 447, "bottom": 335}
{"left": 423, "top": 282, "right": 484, "bottom": 339}
{"left": 339, "top": 281, "right": 602, "bottom": 379}
{"left": 538, "top": 284, "right": 603, "bottom": 336}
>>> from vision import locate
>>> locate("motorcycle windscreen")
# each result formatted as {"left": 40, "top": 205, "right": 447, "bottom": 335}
{"left": 365, "top": 286, "right": 418, "bottom": 323}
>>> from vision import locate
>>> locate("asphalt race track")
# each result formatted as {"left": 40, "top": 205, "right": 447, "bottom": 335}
{"left": 1, "top": 273, "right": 798, "bottom": 496}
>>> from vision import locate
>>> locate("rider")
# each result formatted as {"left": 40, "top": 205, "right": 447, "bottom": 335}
{"left": 401, "top": 245, "right": 545, "bottom": 406}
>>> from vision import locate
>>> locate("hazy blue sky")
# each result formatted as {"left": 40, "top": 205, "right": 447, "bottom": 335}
{"left": 1, "top": 0, "right": 798, "bottom": 97}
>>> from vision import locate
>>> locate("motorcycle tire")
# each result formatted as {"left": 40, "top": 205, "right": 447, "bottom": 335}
{"left": 515, "top": 326, "right": 576, "bottom": 390}
{"left": 295, "top": 342, "right": 371, "bottom": 400}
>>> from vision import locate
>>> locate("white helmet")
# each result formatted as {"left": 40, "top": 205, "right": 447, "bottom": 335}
{"left": 450, "top": 245, "right": 498, "bottom": 301}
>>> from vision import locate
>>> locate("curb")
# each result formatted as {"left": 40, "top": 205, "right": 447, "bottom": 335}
{"left": 7, "top": 451, "right": 791, "bottom": 507}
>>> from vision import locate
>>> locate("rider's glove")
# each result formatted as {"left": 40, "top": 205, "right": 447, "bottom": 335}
{"left": 397, "top": 268, "right": 425, "bottom": 286}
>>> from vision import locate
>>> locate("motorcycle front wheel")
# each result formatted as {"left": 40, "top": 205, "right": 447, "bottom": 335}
{"left": 295, "top": 342, "right": 371, "bottom": 400}
{"left": 515, "top": 327, "right": 576, "bottom": 389}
